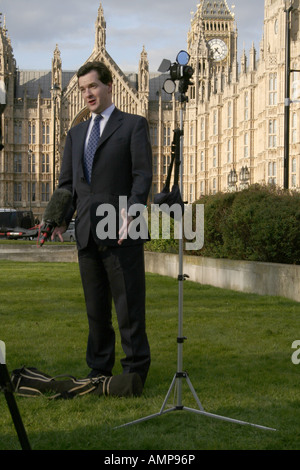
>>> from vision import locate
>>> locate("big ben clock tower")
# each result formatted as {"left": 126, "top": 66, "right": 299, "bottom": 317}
{"left": 189, "top": 0, "right": 237, "bottom": 72}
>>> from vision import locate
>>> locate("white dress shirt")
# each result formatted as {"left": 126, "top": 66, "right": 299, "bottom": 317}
{"left": 85, "top": 103, "right": 115, "bottom": 150}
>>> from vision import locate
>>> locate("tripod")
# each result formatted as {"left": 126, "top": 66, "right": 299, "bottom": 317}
{"left": 0, "top": 341, "right": 31, "bottom": 450}
{"left": 115, "top": 100, "right": 276, "bottom": 432}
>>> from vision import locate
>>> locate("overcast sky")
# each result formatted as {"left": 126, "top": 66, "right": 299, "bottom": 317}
{"left": 0, "top": 0, "right": 265, "bottom": 72}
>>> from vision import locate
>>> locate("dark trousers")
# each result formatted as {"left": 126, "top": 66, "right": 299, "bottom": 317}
{"left": 78, "top": 237, "right": 150, "bottom": 385}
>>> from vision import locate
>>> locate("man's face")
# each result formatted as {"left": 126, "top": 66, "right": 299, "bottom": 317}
{"left": 78, "top": 70, "right": 112, "bottom": 114}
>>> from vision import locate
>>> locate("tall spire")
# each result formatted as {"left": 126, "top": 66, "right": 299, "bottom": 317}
{"left": 94, "top": 2, "right": 106, "bottom": 52}
{"left": 52, "top": 44, "right": 62, "bottom": 90}
{"left": 138, "top": 46, "right": 149, "bottom": 116}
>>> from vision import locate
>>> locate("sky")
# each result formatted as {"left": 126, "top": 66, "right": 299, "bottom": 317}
{"left": 0, "top": 0, "right": 265, "bottom": 72}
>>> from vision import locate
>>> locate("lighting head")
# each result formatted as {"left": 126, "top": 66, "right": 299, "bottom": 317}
{"left": 176, "top": 50, "right": 190, "bottom": 66}
{"left": 159, "top": 50, "right": 194, "bottom": 96}
{"left": 158, "top": 59, "right": 172, "bottom": 73}
{"left": 163, "top": 79, "right": 176, "bottom": 94}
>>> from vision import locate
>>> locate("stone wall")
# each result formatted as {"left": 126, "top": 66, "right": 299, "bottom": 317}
{"left": 144, "top": 252, "right": 300, "bottom": 303}
{"left": 0, "top": 245, "right": 299, "bottom": 302}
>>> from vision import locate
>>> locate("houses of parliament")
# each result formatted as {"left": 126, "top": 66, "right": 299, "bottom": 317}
{"left": 0, "top": 0, "right": 299, "bottom": 221}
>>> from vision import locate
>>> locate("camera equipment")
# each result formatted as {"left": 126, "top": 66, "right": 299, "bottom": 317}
{"left": 115, "top": 51, "right": 276, "bottom": 433}
{"left": 158, "top": 50, "right": 194, "bottom": 100}
{"left": 0, "top": 341, "right": 31, "bottom": 450}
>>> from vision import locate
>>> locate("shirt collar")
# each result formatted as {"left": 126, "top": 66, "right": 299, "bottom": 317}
{"left": 92, "top": 103, "right": 115, "bottom": 122}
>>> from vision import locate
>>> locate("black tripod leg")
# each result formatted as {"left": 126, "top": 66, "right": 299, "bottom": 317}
{"left": 0, "top": 364, "right": 31, "bottom": 450}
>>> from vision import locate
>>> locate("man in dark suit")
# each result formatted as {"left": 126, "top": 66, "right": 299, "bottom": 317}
{"left": 53, "top": 61, "right": 152, "bottom": 387}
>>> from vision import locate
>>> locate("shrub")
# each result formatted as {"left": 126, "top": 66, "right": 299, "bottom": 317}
{"left": 146, "top": 185, "right": 300, "bottom": 265}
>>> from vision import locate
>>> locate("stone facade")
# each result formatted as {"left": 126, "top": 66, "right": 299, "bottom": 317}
{"left": 0, "top": 1, "right": 299, "bottom": 221}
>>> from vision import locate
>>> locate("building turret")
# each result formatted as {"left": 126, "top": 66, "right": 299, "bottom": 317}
{"left": 94, "top": 3, "right": 106, "bottom": 53}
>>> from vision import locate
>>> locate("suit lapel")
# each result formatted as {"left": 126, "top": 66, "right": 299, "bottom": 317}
{"left": 75, "top": 119, "right": 90, "bottom": 177}
{"left": 98, "top": 108, "right": 123, "bottom": 148}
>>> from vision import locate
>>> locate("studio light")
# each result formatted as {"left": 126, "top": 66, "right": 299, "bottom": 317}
{"left": 158, "top": 50, "right": 194, "bottom": 99}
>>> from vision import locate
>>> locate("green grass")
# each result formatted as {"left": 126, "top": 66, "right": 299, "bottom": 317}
{"left": 0, "top": 260, "right": 300, "bottom": 450}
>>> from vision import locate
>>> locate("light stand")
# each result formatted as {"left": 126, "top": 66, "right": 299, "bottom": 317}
{"left": 114, "top": 52, "right": 276, "bottom": 432}
{"left": 0, "top": 341, "right": 31, "bottom": 450}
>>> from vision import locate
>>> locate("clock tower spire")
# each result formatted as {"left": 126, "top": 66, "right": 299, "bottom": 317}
{"left": 197, "top": 0, "right": 237, "bottom": 71}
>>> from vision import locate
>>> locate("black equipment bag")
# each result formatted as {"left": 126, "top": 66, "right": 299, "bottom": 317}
{"left": 10, "top": 367, "right": 143, "bottom": 399}
{"left": 153, "top": 128, "right": 185, "bottom": 219}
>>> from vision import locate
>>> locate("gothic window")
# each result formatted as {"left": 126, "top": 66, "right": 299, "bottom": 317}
{"left": 190, "top": 124, "right": 194, "bottom": 146}
{"left": 292, "top": 113, "right": 297, "bottom": 143}
{"left": 163, "top": 126, "right": 171, "bottom": 146}
{"left": 268, "top": 120, "right": 277, "bottom": 148}
{"left": 213, "top": 111, "right": 217, "bottom": 135}
{"left": 200, "top": 181, "right": 204, "bottom": 196}
{"left": 190, "top": 155, "right": 194, "bottom": 174}
{"left": 13, "top": 182, "right": 22, "bottom": 202}
{"left": 41, "top": 183, "right": 50, "bottom": 202}
{"left": 163, "top": 155, "right": 170, "bottom": 175}
{"left": 28, "top": 153, "right": 36, "bottom": 173}
{"left": 227, "top": 139, "right": 232, "bottom": 163}
{"left": 153, "top": 155, "right": 158, "bottom": 175}
{"left": 291, "top": 158, "right": 297, "bottom": 187}
{"left": 189, "top": 184, "right": 194, "bottom": 202}
{"left": 150, "top": 125, "right": 158, "bottom": 146}
{"left": 244, "top": 92, "right": 249, "bottom": 121}
{"left": 42, "top": 154, "right": 50, "bottom": 173}
{"left": 14, "top": 122, "right": 22, "bottom": 144}
{"left": 28, "top": 182, "right": 36, "bottom": 202}
{"left": 42, "top": 123, "right": 50, "bottom": 144}
{"left": 291, "top": 70, "right": 299, "bottom": 100}
{"left": 28, "top": 122, "right": 36, "bottom": 144}
{"left": 200, "top": 151, "right": 204, "bottom": 171}
{"left": 212, "top": 178, "right": 217, "bottom": 194}
{"left": 200, "top": 118, "right": 205, "bottom": 140}
{"left": 244, "top": 133, "right": 249, "bottom": 158}
{"left": 228, "top": 101, "right": 232, "bottom": 128}
{"left": 213, "top": 146, "right": 217, "bottom": 167}
{"left": 13, "top": 154, "right": 22, "bottom": 173}
{"left": 269, "top": 73, "right": 277, "bottom": 106}
{"left": 268, "top": 162, "right": 277, "bottom": 185}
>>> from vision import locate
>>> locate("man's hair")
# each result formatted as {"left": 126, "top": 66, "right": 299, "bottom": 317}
{"left": 77, "top": 61, "right": 113, "bottom": 85}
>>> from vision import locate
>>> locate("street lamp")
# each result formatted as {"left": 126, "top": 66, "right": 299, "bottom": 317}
{"left": 228, "top": 168, "right": 237, "bottom": 191}
{"left": 51, "top": 83, "right": 60, "bottom": 193}
{"left": 239, "top": 165, "right": 250, "bottom": 189}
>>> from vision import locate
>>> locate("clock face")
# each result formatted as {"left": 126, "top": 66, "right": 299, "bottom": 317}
{"left": 208, "top": 39, "right": 228, "bottom": 62}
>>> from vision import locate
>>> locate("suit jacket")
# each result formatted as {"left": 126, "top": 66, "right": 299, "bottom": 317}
{"left": 58, "top": 107, "right": 152, "bottom": 250}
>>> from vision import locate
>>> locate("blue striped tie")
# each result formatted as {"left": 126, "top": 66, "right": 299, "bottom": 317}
{"left": 84, "top": 114, "right": 102, "bottom": 184}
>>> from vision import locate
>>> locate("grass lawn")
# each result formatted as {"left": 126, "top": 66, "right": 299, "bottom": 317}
{"left": 0, "top": 259, "right": 299, "bottom": 450}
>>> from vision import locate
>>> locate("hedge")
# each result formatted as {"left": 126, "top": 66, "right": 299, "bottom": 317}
{"left": 145, "top": 185, "right": 300, "bottom": 265}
